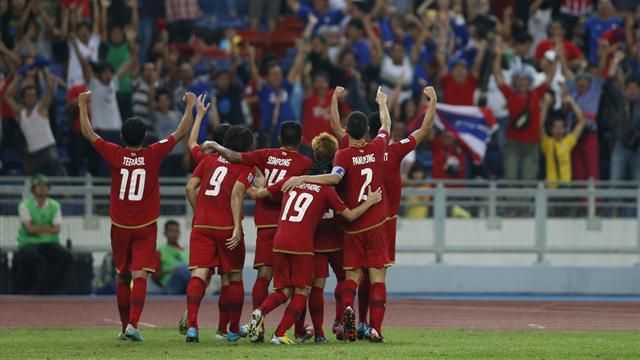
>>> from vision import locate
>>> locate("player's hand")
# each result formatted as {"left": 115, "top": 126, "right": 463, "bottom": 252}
{"left": 183, "top": 91, "right": 197, "bottom": 106}
{"left": 282, "top": 176, "right": 304, "bottom": 193}
{"left": 253, "top": 173, "right": 266, "bottom": 188}
{"left": 423, "top": 86, "right": 437, "bottom": 103}
{"left": 365, "top": 186, "right": 383, "bottom": 205}
{"left": 333, "top": 86, "right": 346, "bottom": 100}
{"left": 78, "top": 91, "right": 92, "bottom": 104}
{"left": 196, "top": 94, "right": 210, "bottom": 117}
{"left": 375, "top": 86, "right": 387, "bottom": 105}
{"left": 200, "top": 140, "right": 219, "bottom": 154}
{"left": 226, "top": 227, "right": 242, "bottom": 250}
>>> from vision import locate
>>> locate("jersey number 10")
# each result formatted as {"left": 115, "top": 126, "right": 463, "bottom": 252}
{"left": 119, "top": 168, "right": 146, "bottom": 201}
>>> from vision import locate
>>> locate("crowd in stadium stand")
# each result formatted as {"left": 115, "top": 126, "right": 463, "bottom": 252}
{"left": 0, "top": 0, "right": 639, "bottom": 182}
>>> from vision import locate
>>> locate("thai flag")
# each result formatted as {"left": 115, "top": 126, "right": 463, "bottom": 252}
{"left": 410, "top": 103, "right": 498, "bottom": 164}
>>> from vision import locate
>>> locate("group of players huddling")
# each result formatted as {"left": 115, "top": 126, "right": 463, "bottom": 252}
{"left": 76, "top": 82, "right": 437, "bottom": 345}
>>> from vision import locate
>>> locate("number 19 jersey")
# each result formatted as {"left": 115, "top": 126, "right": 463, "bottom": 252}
{"left": 192, "top": 154, "right": 255, "bottom": 228}
{"left": 332, "top": 130, "right": 389, "bottom": 233}
{"left": 94, "top": 136, "right": 176, "bottom": 228}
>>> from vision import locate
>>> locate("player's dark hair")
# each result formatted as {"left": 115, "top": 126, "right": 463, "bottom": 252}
{"left": 279, "top": 121, "right": 302, "bottom": 147}
{"left": 310, "top": 132, "right": 338, "bottom": 175}
{"left": 121, "top": 117, "right": 147, "bottom": 147}
{"left": 212, "top": 123, "right": 231, "bottom": 144}
{"left": 164, "top": 220, "right": 179, "bottom": 231}
{"left": 368, "top": 111, "right": 381, "bottom": 140}
{"left": 346, "top": 111, "right": 369, "bottom": 140}
{"left": 155, "top": 88, "right": 171, "bottom": 102}
{"left": 223, "top": 125, "right": 254, "bottom": 152}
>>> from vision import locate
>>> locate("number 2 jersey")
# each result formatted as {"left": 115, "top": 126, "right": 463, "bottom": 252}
{"left": 94, "top": 136, "right": 176, "bottom": 228}
{"left": 268, "top": 179, "right": 347, "bottom": 255}
{"left": 332, "top": 130, "right": 389, "bottom": 233}
{"left": 192, "top": 154, "right": 255, "bottom": 229}
{"left": 241, "top": 148, "right": 312, "bottom": 228}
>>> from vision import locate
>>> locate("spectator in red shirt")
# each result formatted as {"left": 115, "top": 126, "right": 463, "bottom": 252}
{"left": 427, "top": 128, "right": 467, "bottom": 182}
{"left": 302, "top": 71, "right": 350, "bottom": 146}
{"left": 534, "top": 19, "right": 585, "bottom": 69}
{"left": 493, "top": 39, "right": 556, "bottom": 181}
{"left": 436, "top": 41, "right": 486, "bottom": 106}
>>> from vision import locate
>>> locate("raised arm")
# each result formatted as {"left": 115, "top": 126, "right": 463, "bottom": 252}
{"left": 99, "top": 0, "right": 109, "bottom": 41}
{"left": 410, "top": 86, "right": 438, "bottom": 144}
{"left": 37, "top": 73, "right": 57, "bottom": 116}
{"left": 363, "top": 16, "right": 384, "bottom": 67}
{"left": 78, "top": 91, "right": 101, "bottom": 144}
{"left": 0, "top": 41, "right": 20, "bottom": 69}
{"left": 247, "top": 45, "right": 263, "bottom": 91}
{"left": 208, "top": 96, "right": 220, "bottom": 128}
{"left": 187, "top": 93, "right": 209, "bottom": 150}
{"left": 286, "top": 0, "right": 301, "bottom": 14}
{"left": 185, "top": 176, "right": 201, "bottom": 210}
{"left": 227, "top": 181, "right": 248, "bottom": 250}
{"left": 199, "top": 141, "right": 244, "bottom": 163}
{"left": 566, "top": 95, "right": 587, "bottom": 139}
{"left": 282, "top": 173, "right": 341, "bottom": 193}
{"left": 171, "top": 92, "right": 197, "bottom": 141}
{"left": 471, "top": 40, "right": 487, "bottom": 79}
{"left": 287, "top": 40, "right": 308, "bottom": 84}
{"left": 128, "top": 0, "right": 139, "bottom": 31}
{"left": 3, "top": 74, "right": 22, "bottom": 120}
{"left": 540, "top": 92, "right": 553, "bottom": 139}
{"left": 376, "top": 86, "right": 391, "bottom": 133}
{"left": 338, "top": 187, "right": 383, "bottom": 221}
{"left": 493, "top": 39, "right": 505, "bottom": 86}
{"left": 330, "top": 86, "right": 347, "bottom": 139}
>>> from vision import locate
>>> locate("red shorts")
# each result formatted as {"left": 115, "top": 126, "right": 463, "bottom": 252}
{"left": 273, "top": 252, "right": 314, "bottom": 290}
{"left": 253, "top": 227, "right": 277, "bottom": 269}
{"left": 189, "top": 227, "right": 245, "bottom": 274}
{"left": 385, "top": 216, "right": 397, "bottom": 265}
{"left": 343, "top": 225, "right": 389, "bottom": 270}
{"left": 314, "top": 250, "right": 345, "bottom": 280}
{"left": 111, "top": 223, "right": 157, "bottom": 274}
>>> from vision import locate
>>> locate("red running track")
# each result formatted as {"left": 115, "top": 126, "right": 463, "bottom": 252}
{"left": 1, "top": 296, "right": 639, "bottom": 330}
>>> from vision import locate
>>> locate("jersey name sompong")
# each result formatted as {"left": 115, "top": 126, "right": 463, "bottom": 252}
{"left": 122, "top": 156, "right": 145, "bottom": 166}
{"left": 352, "top": 153, "right": 376, "bottom": 166}
{"left": 218, "top": 157, "right": 230, "bottom": 164}
{"left": 267, "top": 156, "right": 292, "bottom": 167}
{"left": 295, "top": 183, "right": 321, "bottom": 193}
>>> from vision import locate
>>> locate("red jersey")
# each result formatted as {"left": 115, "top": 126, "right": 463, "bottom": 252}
{"left": 441, "top": 74, "right": 478, "bottom": 106}
{"left": 314, "top": 210, "right": 344, "bottom": 252}
{"left": 500, "top": 83, "right": 548, "bottom": 144}
{"left": 268, "top": 180, "right": 347, "bottom": 255}
{"left": 94, "top": 136, "right": 176, "bottom": 228}
{"left": 192, "top": 154, "right": 254, "bottom": 228}
{"left": 190, "top": 144, "right": 205, "bottom": 167}
{"left": 535, "top": 40, "right": 583, "bottom": 61}
{"left": 332, "top": 130, "right": 389, "bottom": 233}
{"left": 340, "top": 134, "right": 349, "bottom": 149}
{"left": 384, "top": 136, "right": 417, "bottom": 216}
{"left": 241, "top": 148, "right": 312, "bottom": 228}
{"left": 302, "top": 90, "right": 351, "bottom": 145}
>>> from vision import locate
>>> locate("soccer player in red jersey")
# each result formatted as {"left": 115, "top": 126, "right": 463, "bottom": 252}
{"left": 245, "top": 171, "right": 382, "bottom": 344}
{"left": 282, "top": 87, "right": 392, "bottom": 342}
{"left": 201, "top": 122, "right": 312, "bottom": 324}
{"left": 78, "top": 90, "right": 196, "bottom": 341}
{"left": 183, "top": 125, "right": 256, "bottom": 343}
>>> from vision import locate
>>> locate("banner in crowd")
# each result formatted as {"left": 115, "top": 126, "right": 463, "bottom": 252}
{"left": 411, "top": 103, "right": 498, "bottom": 164}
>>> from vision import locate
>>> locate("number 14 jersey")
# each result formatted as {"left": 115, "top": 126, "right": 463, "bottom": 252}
{"left": 332, "top": 130, "right": 389, "bottom": 233}
{"left": 94, "top": 136, "right": 176, "bottom": 228}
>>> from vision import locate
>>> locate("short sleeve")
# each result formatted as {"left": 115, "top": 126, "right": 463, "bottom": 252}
{"left": 149, "top": 135, "right": 177, "bottom": 161}
{"left": 332, "top": 150, "right": 348, "bottom": 178}
{"left": 241, "top": 149, "right": 268, "bottom": 167}
{"left": 191, "top": 145, "right": 205, "bottom": 166}
{"left": 372, "top": 129, "right": 390, "bottom": 149}
{"left": 18, "top": 203, "right": 31, "bottom": 223}
{"left": 93, "top": 138, "right": 121, "bottom": 167}
{"left": 533, "top": 83, "right": 549, "bottom": 98}
{"left": 236, "top": 166, "right": 255, "bottom": 188}
{"left": 267, "top": 177, "right": 287, "bottom": 198}
{"left": 394, "top": 136, "right": 417, "bottom": 159}
{"left": 565, "top": 134, "right": 577, "bottom": 149}
{"left": 192, "top": 158, "right": 206, "bottom": 179}
{"left": 325, "top": 187, "right": 347, "bottom": 214}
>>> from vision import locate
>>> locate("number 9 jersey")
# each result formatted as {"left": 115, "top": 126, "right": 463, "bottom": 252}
{"left": 94, "top": 136, "right": 176, "bottom": 228}
{"left": 332, "top": 130, "right": 389, "bottom": 233}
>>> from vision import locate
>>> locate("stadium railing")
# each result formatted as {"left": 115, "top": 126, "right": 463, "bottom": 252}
{"left": 0, "top": 176, "right": 638, "bottom": 263}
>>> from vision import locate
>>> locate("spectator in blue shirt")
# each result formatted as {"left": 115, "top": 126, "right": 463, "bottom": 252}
{"left": 583, "top": 0, "right": 623, "bottom": 65}
{"left": 247, "top": 41, "right": 307, "bottom": 147}
{"left": 287, "top": 0, "right": 344, "bottom": 35}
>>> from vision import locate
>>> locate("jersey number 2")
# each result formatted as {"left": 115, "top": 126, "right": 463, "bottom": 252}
{"left": 119, "top": 169, "right": 146, "bottom": 201}
{"left": 281, "top": 191, "right": 313, "bottom": 222}
{"left": 358, "top": 168, "right": 373, "bottom": 202}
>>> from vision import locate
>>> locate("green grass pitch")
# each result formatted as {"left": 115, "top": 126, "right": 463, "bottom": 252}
{"left": 1, "top": 328, "right": 639, "bottom": 359}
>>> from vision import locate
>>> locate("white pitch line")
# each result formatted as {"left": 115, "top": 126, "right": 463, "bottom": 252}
{"left": 103, "top": 318, "right": 157, "bottom": 328}
{"left": 527, "top": 323, "right": 546, "bottom": 329}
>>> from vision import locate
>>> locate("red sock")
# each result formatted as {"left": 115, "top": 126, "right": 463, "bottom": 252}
{"left": 334, "top": 280, "right": 344, "bottom": 323}
{"left": 129, "top": 277, "right": 147, "bottom": 329}
{"left": 252, "top": 276, "right": 270, "bottom": 310}
{"left": 275, "top": 293, "right": 306, "bottom": 337}
{"left": 369, "top": 282, "right": 387, "bottom": 334}
{"left": 217, "top": 285, "right": 229, "bottom": 332}
{"left": 116, "top": 281, "right": 131, "bottom": 333}
{"left": 294, "top": 302, "right": 307, "bottom": 336}
{"left": 309, "top": 286, "right": 324, "bottom": 337}
{"left": 228, "top": 281, "right": 245, "bottom": 334}
{"left": 358, "top": 272, "right": 370, "bottom": 325}
{"left": 259, "top": 290, "right": 289, "bottom": 316}
{"left": 341, "top": 279, "right": 358, "bottom": 310}
{"left": 186, "top": 277, "right": 207, "bottom": 329}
